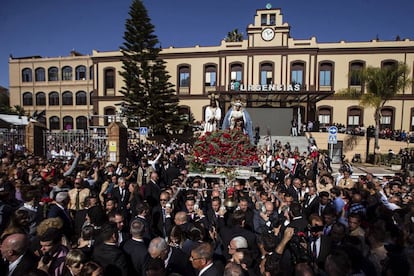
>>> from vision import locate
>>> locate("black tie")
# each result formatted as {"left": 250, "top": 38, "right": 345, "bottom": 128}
{"left": 75, "top": 189, "right": 80, "bottom": 210}
{"left": 121, "top": 188, "right": 125, "bottom": 201}
{"left": 313, "top": 240, "right": 317, "bottom": 258}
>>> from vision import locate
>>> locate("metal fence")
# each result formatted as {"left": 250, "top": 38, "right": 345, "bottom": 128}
{"left": 0, "top": 128, "right": 26, "bottom": 155}
{"left": 43, "top": 129, "right": 108, "bottom": 159}
{"left": 0, "top": 126, "right": 143, "bottom": 159}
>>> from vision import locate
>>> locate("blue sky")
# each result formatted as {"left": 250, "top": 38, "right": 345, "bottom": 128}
{"left": 1, "top": 0, "right": 413, "bottom": 88}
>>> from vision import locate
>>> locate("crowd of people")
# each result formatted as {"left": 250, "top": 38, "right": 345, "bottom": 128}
{"left": 0, "top": 134, "right": 413, "bottom": 276}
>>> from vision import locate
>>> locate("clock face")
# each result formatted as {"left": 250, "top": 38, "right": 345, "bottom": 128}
{"left": 261, "top": 28, "right": 275, "bottom": 41}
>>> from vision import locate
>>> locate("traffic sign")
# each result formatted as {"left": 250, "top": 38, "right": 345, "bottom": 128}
{"left": 328, "top": 126, "right": 338, "bottom": 135}
{"left": 328, "top": 134, "right": 337, "bottom": 144}
{"left": 139, "top": 127, "right": 148, "bottom": 135}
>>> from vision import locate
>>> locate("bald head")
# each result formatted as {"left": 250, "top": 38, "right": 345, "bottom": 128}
{"left": 1, "top": 233, "right": 28, "bottom": 262}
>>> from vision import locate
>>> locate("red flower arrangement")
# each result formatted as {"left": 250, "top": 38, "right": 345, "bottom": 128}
{"left": 189, "top": 129, "right": 259, "bottom": 172}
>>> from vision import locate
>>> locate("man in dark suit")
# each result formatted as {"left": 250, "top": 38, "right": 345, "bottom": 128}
{"left": 190, "top": 242, "right": 224, "bottom": 276}
{"left": 111, "top": 177, "right": 130, "bottom": 214}
{"left": 0, "top": 233, "right": 39, "bottom": 276}
{"left": 144, "top": 171, "right": 161, "bottom": 209}
{"left": 122, "top": 219, "right": 148, "bottom": 276}
{"left": 151, "top": 191, "right": 173, "bottom": 238}
{"left": 47, "top": 191, "right": 74, "bottom": 239}
{"left": 303, "top": 186, "right": 319, "bottom": 219}
{"left": 308, "top": 215, "right": 332, "bottom": 270}
{"left": 288, "top": 178, "right": 304, "bottom": 203}
{"left": 108, "top": 211, "right": 129, "bottom": 246}
{"left": 281, "top": 202, "right": 308, "bottom": 234}
{"left": 92, "top": 222, "right": 129, "bottom": 276}
{"left": 147, "top": 237, "right": 195, "bottom": 276}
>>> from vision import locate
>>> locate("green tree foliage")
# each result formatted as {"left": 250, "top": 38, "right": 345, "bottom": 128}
{"left": 338, "top": 62, "right": 410, "bottom": 150}
{"left": 224, "top": 29, "right": 244, "bottom": 42}
{"left": 119, "top": 0, "right": 185, "bottom": 136}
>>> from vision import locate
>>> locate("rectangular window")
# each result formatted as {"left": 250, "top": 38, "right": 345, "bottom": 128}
{"left": 180, "top": 72, "right": 190, "bottom": 87}
{"left": 260, "top": 71, "right": 272, "bottom": 85}
{"left": 381, "top": 116, "right": 391, "bottom": 125}
{"left": 205, "top": 72, "right": 216, "bottom": 86}
{"left": 319, "top": 70, "right": 331, "bottom": 86}
{"left": 319, "top": 115, "right": 330, "bottom": 124}
{"left": 261, "top": 14, "right": 267, "bottom": 26}
{"left": 231, "top": 71, "right": 242, "bottom": 81}
{"left": 348, "top": 116, "right": 360, "bottom": 125}
{"left": 292, "top": 70, "right": 303, "bottom": 85}
{"left": 270, "top": 14, "right": 276, "bottom": 25}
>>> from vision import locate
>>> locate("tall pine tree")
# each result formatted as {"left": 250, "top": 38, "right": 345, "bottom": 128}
{"left": 119, "top": 0, "right": 183, "bottom": 136}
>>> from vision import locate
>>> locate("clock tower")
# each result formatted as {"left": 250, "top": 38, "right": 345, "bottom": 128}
{"left": 247, "top": 5, "right": 291, "bottom": 47}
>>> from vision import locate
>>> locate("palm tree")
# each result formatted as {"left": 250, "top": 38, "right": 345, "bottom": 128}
{"left": 339, "top": 62, "right": 410, "bottom": 152}
{"left": 12, "top": 105, "right": 27, "bottom": 117}
{"left": 224, "top": 29, "right": 244, "bottom": 42}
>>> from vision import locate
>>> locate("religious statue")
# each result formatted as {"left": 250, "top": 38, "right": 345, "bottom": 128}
{"left": 204, "top": 96, "right": 222, "bottom": 133}
{"left": 222, "top": 98, "right": 254, "bottom": 143}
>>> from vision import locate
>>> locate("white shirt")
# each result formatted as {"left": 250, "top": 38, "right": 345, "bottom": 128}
{"left": 8, "top": 254, "right": 24, "bottom": 276}
{"left": 198, "top": 262, "right": 214, "bottom": 276}
{"left": 311, "top": 237, "right": 321, "bottom": 258}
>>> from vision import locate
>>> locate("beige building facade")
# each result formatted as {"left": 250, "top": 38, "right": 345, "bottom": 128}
{"left": 8, "top": 7, "right": 414, "bottom": 134}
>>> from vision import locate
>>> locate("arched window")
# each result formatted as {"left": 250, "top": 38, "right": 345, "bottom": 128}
{"left": 204, "top": 65, "right": 217, "bottom": 87}
{"left": 291, "top": 62, "right": 305, "bottom": 88}
{"left": 380, "top": 107, "right": 394, "bottom": 130}
{"left": 347, "top": 107, "right": 363, "bottom": 128}
{"left": 76, "top": 116, "right": 88, "bottom": 130}
{"left": 76, "top": 91, "right": 87, "bottom": 105}
{"left": 104, "top": 68, "right": 115, "bottom": 95}
{"left": 230, "top": 63, "right": 243, "bottom": 81}
{"left": 36, "top": 92, "right": 46, "bottom": 106}
{"left": 89, "top": 65, "right": 94, "bottom": 80}
{"left": 35, "top": 68, "right": 45, "bottom": 82}
{"left": 62, "top": 91, "right": 73, "bottom": 105}
{"left": 49, "top": 116, "right": 60, "bottom": 130}
{"left": 62, "top": 66, "right": 72, "bottom": 81}
{"left": 349, "top": 61, "right": 364, "bottom": 86}
{"left": 260, "top": 62, "right": 273, "bottom": 85}
{"left": 75, "top": 65, "right": 87, "bottom": 80}
{"left": 22, "top": 68, "right": 32, "bottom": 82}
{"left": 178, "top": 65, "right": 190, "bottom": 94}
{"left": 319, "top": 62, "right": 333, "bottom": 87}
{"left": 22, "top": 92, "right": 33, "bottom": 106}
{"left": 63, "top": 116, "right": 73, "bottom": 130}
{"left": 382, "top": 60, "right": 398, "bottom": 70}
{"left": 318, "top": 106, "right": 332, "bottom": 126}
{"left": 230, "top": 63, "right": 243, "bottom": 91}
{"left": 48, "top": 67, "right": 58, "bottom": 81}
{"left": 49, "top": 92, "right": 59, "bottom": 106}
{"left": 104, "top": 107, "right": 116, "bottom": 126}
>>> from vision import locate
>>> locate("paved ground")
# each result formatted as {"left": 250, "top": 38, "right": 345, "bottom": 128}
{"left": 331, "top": 162, "right": 399, "bottom": 180}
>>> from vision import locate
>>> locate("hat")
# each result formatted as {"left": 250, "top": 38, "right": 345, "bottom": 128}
{"left": 55, "top": 191, "right": 68, "bottom": 203}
